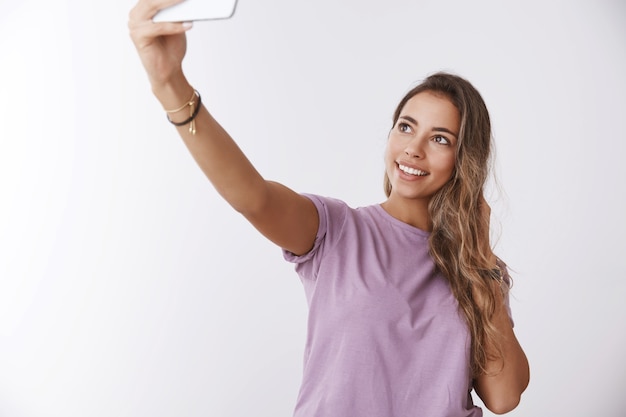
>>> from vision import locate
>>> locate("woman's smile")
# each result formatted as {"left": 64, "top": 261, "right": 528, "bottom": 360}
{"left": 397, "top": 162, "right": 429, "bottom": 177}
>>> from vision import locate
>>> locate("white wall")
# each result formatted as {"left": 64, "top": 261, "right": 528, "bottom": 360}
{"left": 1, "top": 0, "right": 625, "bottom": 415}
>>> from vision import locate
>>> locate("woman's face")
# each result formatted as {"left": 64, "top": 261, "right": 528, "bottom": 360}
{"left": 385, "top": 91, "right": 460, "bottom": 204}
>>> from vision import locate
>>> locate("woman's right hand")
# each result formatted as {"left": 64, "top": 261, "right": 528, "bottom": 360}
{"left": 128, "top": 0, "right": 192, "bottom": 91}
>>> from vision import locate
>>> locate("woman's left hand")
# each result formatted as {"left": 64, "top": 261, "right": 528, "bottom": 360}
{"left": 478, "top": 194, "right": 498, "bottom": 268}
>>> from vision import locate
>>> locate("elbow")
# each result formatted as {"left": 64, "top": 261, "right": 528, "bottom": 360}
{"left": 484, "top": 394, "right": 521, "bottom": 415}
{"left": 479, "top": 371, "right": 529, "bottom": 415}
{"left": 229, "top": 182, "right": 271, "bottom": 216}
{"left": 483, "top": 377, "right": 529, "bottom": 415}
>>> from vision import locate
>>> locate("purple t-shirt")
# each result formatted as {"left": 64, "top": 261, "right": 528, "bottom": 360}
{"left": 284, "top": 195, "right": 511, "bottom": 417}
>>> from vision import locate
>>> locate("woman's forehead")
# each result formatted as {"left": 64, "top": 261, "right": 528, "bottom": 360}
{"left": 400, "top": 92, "right": 460, "bottom": 130}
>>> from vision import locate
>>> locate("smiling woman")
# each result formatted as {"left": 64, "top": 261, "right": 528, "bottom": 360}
{"left": 383, "top": 91, "right": 459, "bottom": 228}
{"left": 385, "top": 74, "right": 530, "bottom": 413}
{"left": 128, "top": 0, "right": 529, "bottom": 415}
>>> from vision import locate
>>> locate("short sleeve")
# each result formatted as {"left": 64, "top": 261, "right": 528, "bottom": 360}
{"left": 282, "top": 194, "right": 347, "bottom": 281}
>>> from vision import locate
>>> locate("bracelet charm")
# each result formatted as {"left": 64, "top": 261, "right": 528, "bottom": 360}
{"left": 164, "top": 89, "right": 201, "bottom": 135}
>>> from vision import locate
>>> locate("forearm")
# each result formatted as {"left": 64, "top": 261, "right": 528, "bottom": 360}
{"left": 474, "top": 297, "right": 530, "bottom": 414}
{"left": 153, "top": 76, "right": 270, "bottom": 214}
{"left": 128, "top": 3, "right": 319, "bottom": 255}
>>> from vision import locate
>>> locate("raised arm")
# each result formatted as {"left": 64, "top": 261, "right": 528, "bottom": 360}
{"left": 128, "top": 0, "right": 318, "bottom": 255}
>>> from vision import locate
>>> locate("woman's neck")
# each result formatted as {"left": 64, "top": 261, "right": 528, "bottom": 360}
{"left": 380, "top": 195, "right": 431, "bottom": 231}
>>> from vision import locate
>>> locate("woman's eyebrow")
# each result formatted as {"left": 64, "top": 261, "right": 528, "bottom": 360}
{"left": 432, "top": 127, "right": 458, "bottom": 139}
{"left": 399, "top": 115, "right": 458, "bottom": 138}
{"left": 399, "top": 115, "right": 418, "bottom": 125}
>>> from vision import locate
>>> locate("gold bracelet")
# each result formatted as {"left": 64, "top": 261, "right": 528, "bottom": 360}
{"left": 164, "top": 89, "right": 197, "bottom": 113}
{"left": 165, "top": 90, "right": 201, "bottom": 135}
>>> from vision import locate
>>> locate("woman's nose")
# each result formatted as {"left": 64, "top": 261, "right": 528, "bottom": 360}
{"left": 404, "top": 137, "right": 424, "bottom": 158}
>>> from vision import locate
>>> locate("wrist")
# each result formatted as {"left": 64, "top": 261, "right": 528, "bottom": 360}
{"left": 487, "top": 265, "right": 503, "bottom": 283}
{"left": 165, "top": 90, "right": 202, "bottom": 135}
{"left": 151, "top": 72, "right": 193, "bottom": 111}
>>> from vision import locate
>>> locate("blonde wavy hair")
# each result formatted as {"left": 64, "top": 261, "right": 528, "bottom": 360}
{"left": 384, "top": 72, "right": 508, "bottom": 377}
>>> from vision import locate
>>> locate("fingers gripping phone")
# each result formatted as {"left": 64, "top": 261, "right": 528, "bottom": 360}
{"left": 153, "top": 0, "right": 238, "bottom": 22}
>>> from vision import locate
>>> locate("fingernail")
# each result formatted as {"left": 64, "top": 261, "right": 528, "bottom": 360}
{"left": 182, "top": 21, "right": 193, "bottom": 29}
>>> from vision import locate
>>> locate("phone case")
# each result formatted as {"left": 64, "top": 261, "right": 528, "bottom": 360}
{"left": 152, "top": 0, "right": 238, "bottom": 22}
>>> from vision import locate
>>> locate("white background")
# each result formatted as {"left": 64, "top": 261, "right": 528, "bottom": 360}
{"left": 1, "top": 0, "right": 625, "bottom": 415}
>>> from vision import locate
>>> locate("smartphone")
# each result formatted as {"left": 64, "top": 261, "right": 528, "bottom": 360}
{"left": 152, "top": 0, "right": 238, "bottom": 22}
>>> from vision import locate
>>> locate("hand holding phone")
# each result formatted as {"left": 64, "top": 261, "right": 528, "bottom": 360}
{"left": 152, "top": 0, "right": 238, "bottom": 22}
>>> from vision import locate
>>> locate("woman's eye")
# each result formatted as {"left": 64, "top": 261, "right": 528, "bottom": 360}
{"left": 398, "top": 123, "right": 412, "bottom": 133}
{"left": 433, "top": 135, "right": 450, "bottom": 145}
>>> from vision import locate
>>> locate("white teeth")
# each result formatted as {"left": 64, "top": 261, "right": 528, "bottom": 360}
{"left": 399, "top": 164, "right": 428, "bottom": 176}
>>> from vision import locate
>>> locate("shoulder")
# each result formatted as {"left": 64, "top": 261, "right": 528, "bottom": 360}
{"left": 301, "top": 194, "right": 350, "bottom": 228}
{"left": 303, "top": 194, "right": 385, "bottom": 232}
{"left": 302, "top": 194, "right": 350, "bottom": 213}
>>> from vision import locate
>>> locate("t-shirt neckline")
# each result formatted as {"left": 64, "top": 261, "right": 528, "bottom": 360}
{"left": 372, "top": 204, "right": 431, "bottom": 238}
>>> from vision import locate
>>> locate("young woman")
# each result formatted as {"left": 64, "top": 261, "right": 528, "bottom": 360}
{"left": 129, "top": 1, "right": 530, "bottom": 415}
